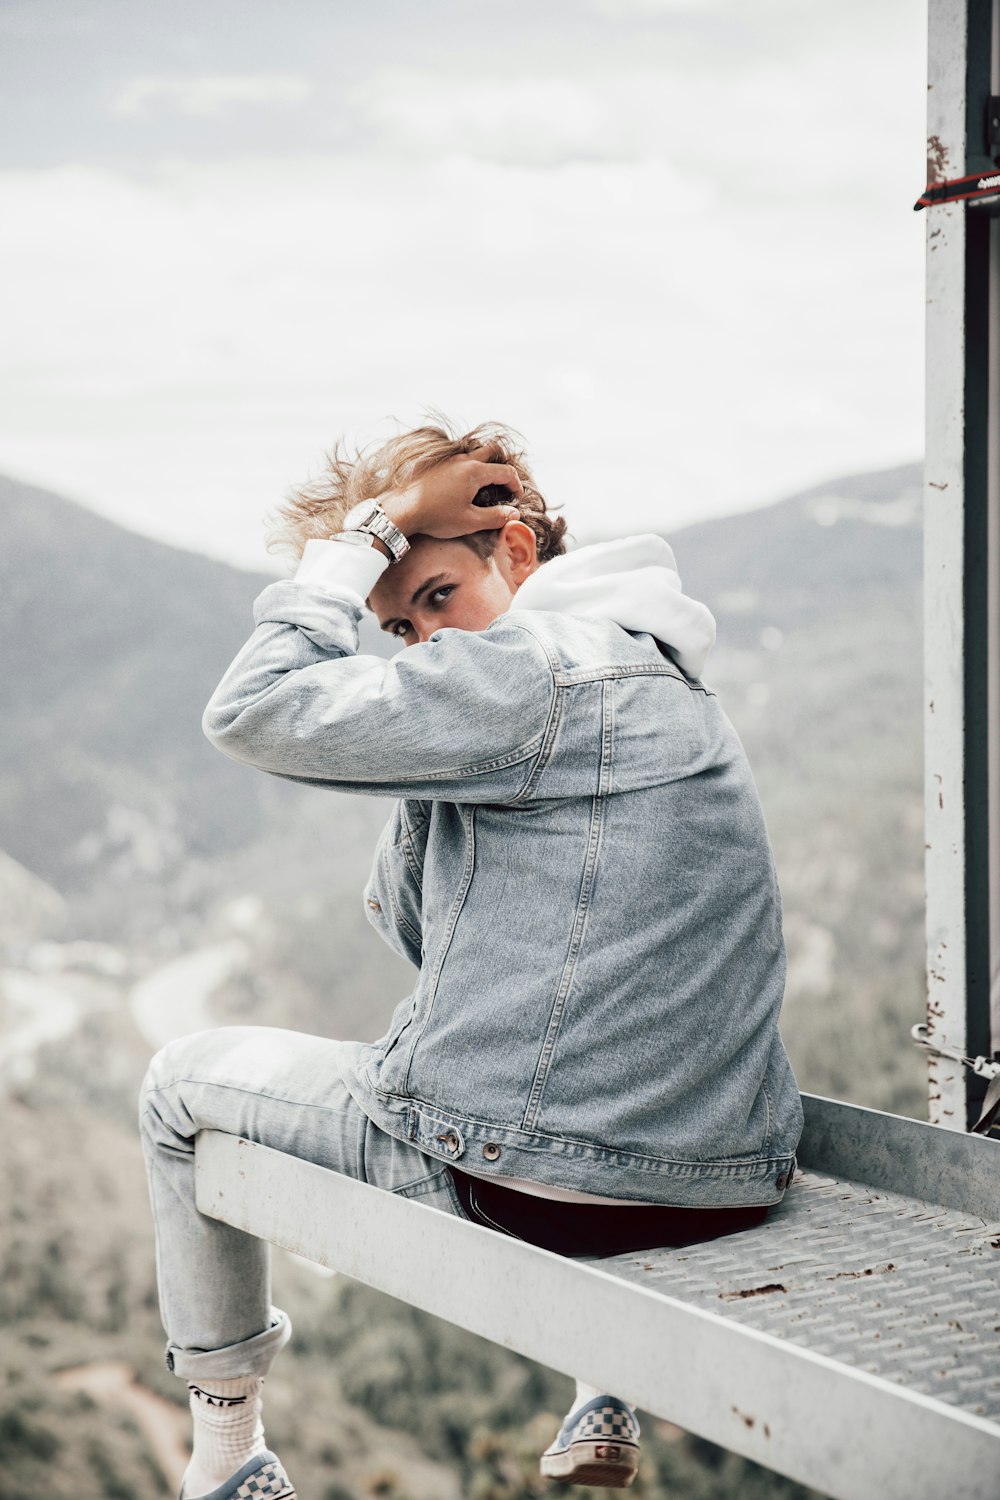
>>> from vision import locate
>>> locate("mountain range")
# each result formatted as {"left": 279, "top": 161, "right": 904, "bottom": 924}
{"left": 0, "top": 459, "right": 925, "bottom": 1500}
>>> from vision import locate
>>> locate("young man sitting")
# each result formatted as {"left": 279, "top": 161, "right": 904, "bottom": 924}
{"left": 139, "top": 419, "right": 803, "bottom": 1498}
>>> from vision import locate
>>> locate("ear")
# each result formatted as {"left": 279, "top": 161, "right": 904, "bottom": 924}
{"left": 497, "top": 519, "right": 538, "bottom": 587}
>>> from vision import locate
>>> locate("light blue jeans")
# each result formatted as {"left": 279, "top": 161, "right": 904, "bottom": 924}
{"left": 139, "top": 1025, "right": 469, "bottom": 1381}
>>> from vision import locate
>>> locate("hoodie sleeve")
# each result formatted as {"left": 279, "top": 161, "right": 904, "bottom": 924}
{"left": 202, "top": 572, "right": 556, "bottom": 803}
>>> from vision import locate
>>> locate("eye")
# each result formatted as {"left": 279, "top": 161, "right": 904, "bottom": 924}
{"left": 427, "top": 585, "right": 455, "bottom": 608}
{"left": 390, "top": 620, "right": 412, "bottom": 638}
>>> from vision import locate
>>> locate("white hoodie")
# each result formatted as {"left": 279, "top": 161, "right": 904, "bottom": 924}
{"left": 509, "top": 533, "right": 716, "bottom": 680}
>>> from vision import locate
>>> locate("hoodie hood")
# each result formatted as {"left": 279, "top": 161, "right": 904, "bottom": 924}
{"left": 509, "top": 534, "right": 716, "bottom": 680}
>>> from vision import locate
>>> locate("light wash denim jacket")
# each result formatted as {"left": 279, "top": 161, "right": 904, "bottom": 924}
{"left": 203, "top": 536, "right": 803, "bottom": 1208}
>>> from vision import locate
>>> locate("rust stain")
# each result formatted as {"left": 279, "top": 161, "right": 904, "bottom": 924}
{"left": 927, "top": 134, "right": 950, "bottom": 183}
{"left": 720, "top": 1282, "right": 787, "bottom": 1301}
{"left": 928, "top": 480, "right": 947, "bottom": 490}
{"left": 731, "top": 1406, "right": 756, "bottom": 1429}
{"left": 826, "top": 1262, "right": 896, "bottom": 1281}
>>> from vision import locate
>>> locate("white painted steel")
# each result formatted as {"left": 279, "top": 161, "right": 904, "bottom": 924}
{"left": 799, "top": 1090, "right": 1000, "bottom": 1218}
{"left": 196, "top": 1130, "right": 1000, "bottom": 1500}
{"left": 989, "top": 0, "right": 1000, "bottom": 1051}
{"left": 924, "top": 0, "right": 975, "bottom": 1126}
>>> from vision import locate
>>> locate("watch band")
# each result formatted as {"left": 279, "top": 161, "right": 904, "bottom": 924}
{"left": 337, "top": 499, "right": 410, "bottom": 563}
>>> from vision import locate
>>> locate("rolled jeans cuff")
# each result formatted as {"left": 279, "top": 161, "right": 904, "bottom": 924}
{"left": 164, "top": 1306, "right": 292, "bottom": 1381}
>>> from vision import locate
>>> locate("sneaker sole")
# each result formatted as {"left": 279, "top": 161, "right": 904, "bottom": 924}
{"left": 540, "top": 1437, "right": 639, "bottom": 1487}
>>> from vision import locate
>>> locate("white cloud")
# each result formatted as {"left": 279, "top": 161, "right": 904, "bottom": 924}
{"left": 112, "top": 74, "right": 311, "bottom": 119}
{"left": 0, "top": 3, "right": 927, "bottom": 571}
{"left": 351, "top": 71, "right": 616, "bottom": 167}
{"left": 0, "top": 140, "right": 923, "bottom": 571}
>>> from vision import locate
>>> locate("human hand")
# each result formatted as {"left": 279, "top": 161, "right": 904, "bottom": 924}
{"left": 380, "top": 446, "right": 523, "bottom": 541}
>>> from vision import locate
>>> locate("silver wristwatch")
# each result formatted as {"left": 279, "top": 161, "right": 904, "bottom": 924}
{"left": 331, "top": 499, "right": 410, "bottom": 563}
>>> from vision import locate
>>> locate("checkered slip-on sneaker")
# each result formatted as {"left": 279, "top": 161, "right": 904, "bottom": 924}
{"left": 178, "top": 1451, "right": 296, "bottom": 1500}
{"left": 539, "top": 1395, "right": 640, "bottom": 1488}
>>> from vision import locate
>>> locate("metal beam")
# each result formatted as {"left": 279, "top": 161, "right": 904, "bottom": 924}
{"left": 924, "top": 0, "right": 998, "bottom": 1128}
{"left": 195, "top": 1130, "right": 1000, "bottom": 1500}
{"left": 799, "top": 1090, "right": 1000, "bottom": 1215}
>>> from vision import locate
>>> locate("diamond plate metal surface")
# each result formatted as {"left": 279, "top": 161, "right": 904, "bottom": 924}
{"left": 597, "top": 1168, "right": 1000, "bottom": 1421}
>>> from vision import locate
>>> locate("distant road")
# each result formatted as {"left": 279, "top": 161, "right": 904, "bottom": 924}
{"left": 129, "top": 940, "right": 248, "bottom": 1051}
{"left": 52, "top": 1361, "right": 188, "bottom": 1489}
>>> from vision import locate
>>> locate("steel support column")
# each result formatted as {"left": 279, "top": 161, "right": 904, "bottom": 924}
{"left": 923, "top": 0, "right": 998, "bottom": 1128}
{"left": 989, "top": 1, "right": 1000, "bottom": 1054}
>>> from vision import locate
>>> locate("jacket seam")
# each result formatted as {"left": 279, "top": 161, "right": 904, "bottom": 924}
{"left": 522, "top": 788, "right": 608, "bottom": 1131}
{"left": 522, "top": 679, "right": 613, "bottom": 1124}
{"left": 399, "top": 805, "right": 477, "bottom": 1094}
{"left": 378, "top": 839, "right": 422, "bottom": 948}
{"left": 512, "top": 669, "right": 566, "bottom": 804}
{"left": 598, "top": 677, "right": 615, "bottom": 798}
{"left": 419, "top": 735, "right": 546, "bottom": 782}
{"left": 762, "top": 1083, "right": 773, "bottom": 1155}
{"left": 554, "top": 663, "right": 688, "bottom": 683}
{"left": 398, "top": 803, "right": 426, "bottom": 890}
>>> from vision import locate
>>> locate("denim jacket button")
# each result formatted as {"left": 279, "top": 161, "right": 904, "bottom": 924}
{"left": 775, "top": 1171, "right": 789, "bottom": 1190}
{"left": 482, "top": 1142, "right": 502, "bottom": 1161}
{"left": 442, "top": 1132, "right": 461, "bottom": 1154}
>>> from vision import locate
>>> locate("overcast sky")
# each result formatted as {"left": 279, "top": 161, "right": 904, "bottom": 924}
{"left": 0, "top": 0, "right": 927, "bottom": 572}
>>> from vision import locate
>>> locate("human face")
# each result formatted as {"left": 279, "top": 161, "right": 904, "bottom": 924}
{"left": 369, "top": 525, "right": 536, "bottom": 646}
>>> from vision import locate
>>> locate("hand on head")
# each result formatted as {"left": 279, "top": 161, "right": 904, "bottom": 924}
{"left": 380, "top": 446, "right": 523, "bottom": 543}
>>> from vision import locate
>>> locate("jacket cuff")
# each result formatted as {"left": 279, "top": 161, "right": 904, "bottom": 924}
{"left": 293, "top": 538, "right": 390, "bottom": 605}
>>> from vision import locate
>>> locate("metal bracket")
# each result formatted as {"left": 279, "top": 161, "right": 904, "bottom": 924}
{"left": 910, "top": 1021, "right": 1000, "bottom": 1078}
{"left": 914, "top": 168, "right": 1000, "bottom": 210}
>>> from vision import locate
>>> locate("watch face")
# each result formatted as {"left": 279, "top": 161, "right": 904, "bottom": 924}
{"left": 340, "top": 497, "right": 410, "bottom": 561}
{"left": 344, "top": 499, "right": 379, "bottom": 529}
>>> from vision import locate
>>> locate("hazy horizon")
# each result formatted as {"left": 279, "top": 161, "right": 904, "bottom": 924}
{"left": 0, "top": 448, "right": 924, "bottom": 576}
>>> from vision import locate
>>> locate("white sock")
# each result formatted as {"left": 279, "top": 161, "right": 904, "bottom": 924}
{"left": 570, "top": 1379, "right": 637, "bottom": 1418}
{"left": 573, "top": 1379, "right": 603, "bottom": 1411}
{"left": 182, "top": 1374, "right": 267, "bottom": 1498}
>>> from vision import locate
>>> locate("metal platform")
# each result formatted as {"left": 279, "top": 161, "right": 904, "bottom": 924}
{"left": 195, "top": 1094, "right": 1000, "bottom": 1500}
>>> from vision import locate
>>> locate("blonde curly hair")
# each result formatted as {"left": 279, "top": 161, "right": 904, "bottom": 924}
{"left": 266, "top": 416, "right": 569, "bottom": 565}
